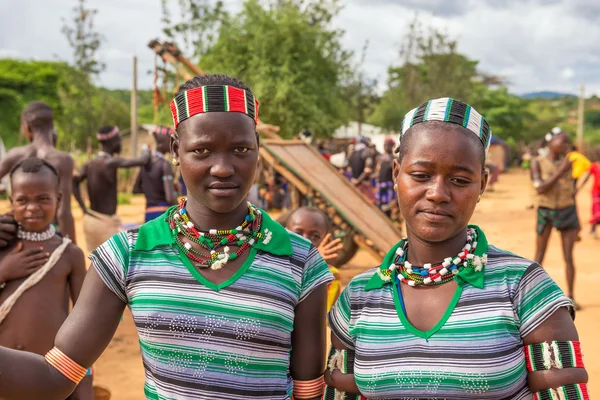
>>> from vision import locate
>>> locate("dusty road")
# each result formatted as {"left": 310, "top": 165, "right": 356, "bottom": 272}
{"left": 1, "top": 169, "right": 597, "bottom": 398}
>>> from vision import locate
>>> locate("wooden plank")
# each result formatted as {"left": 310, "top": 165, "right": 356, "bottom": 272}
{"left": 259, "top": 147, "right": 309, "bottom": 194}
{"left": 263, "top": 142, "right": 402, "bottom": 257}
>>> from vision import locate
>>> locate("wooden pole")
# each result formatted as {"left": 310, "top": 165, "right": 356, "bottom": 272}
{"left": 131, "top": 56, "right": 139, "bottom": 157}
{"left": 576, "top": 84, "right": 585, "bottom": 152}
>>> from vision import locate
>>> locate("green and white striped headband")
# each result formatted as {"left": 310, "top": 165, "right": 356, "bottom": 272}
{"left": 401, "top": 98, "right": 493, "bottom": 152}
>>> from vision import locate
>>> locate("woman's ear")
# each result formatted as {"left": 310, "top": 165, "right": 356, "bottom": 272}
{"left": 170, "top": 133, "right": 180, "bottom": 163}
{"left": 480, "top": 168, "right": 489, "bottom": 195}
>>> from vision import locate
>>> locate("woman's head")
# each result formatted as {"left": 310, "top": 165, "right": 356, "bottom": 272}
{"left": 393, "top": 98, "right": 490, "bottom": 243}
{"left": 170, "top": 74, "right": 260, "bottom": 214}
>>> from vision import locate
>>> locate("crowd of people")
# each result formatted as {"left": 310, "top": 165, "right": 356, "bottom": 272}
{"left": 0, "top": 74, "right": 593, "bottom": 399}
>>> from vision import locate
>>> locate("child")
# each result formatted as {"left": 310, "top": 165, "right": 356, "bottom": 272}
{"left": 285, "top": 207, "right": 344, "bottom": 311}
{"left": 0, "top": 157, "right": 92, "bottom": 399}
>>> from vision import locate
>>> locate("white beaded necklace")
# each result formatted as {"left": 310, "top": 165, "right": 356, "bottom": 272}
{"left": 17, "top": 225, "right": 56, "bottom": 242}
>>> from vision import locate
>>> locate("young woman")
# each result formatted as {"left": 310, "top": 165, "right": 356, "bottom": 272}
{"left": 0, "top": 74, "right": 332, "bottom": 400}
{"left": 325, "top": 98, "right": 588, "bottom": 399}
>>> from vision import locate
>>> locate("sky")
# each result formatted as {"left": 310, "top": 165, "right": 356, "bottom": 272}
{"left": 0, "top": 0, "right": 599, "bottom": 96}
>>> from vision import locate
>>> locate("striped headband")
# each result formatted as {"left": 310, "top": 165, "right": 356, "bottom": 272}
{"left": 96, "top": 126, "right": 119, "bottom": 141}
{"left": 154, "top": 126, "right": 175, "bottom": 136}
{"left": 401, "top": 98, "right": 492, "bottom": 152}
{"left": 170, "top": 85, "right": 259, "bottom": 129}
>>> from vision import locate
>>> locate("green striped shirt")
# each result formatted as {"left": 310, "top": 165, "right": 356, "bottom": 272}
{"left": 328, "top": 227, "right": 572, "bottom": 399}
{"left": 90, "top": 208, "right": 332, "bottom": 399}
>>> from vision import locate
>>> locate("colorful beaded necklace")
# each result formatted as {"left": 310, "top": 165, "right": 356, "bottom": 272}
{"left": 167, "top": 199, "right": 264, "bottom": 270}
{"left": 383, "top": 227, "right": 487, "bottom": 287}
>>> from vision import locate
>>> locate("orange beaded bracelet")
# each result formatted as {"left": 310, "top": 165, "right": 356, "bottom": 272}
{"left": 293, "top": 375, "right": 325, "bottom": 399}
{"left": 45, "top": 347, "right": 88, "bottom": 384}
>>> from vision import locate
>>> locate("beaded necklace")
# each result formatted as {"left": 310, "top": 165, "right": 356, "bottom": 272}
{"left": 17, "top": 225, "right": 56, "bottom": 242}
{"left": 386, "top": 227, "right": 487, "bottom": 287}
{"left": 167, "top": 199, "right": 264, "bottom": 270}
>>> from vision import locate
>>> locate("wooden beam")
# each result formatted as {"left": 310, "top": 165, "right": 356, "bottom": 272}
{"left": 259, "top": 147, "right": 309, "bottom": 194}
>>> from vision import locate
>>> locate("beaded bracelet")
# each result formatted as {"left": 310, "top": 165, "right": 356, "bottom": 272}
{"left": 324, "top": 347, "right": 365, "bottom": 400}
{"left": 533, "top": 383, "right": 589, "bottom": 400}
{"left": 525, "top": 341, "right": 584, "bottom": 372}
{"left": 45, "top": 347, "right": 88, "bottom": 384}
{"left": 293, "top": 375, "right": 325, "bottom": 399}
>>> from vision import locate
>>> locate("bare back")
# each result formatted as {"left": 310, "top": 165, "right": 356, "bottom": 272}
{"left": 0, "top": 237, "right": 82, "bottom": 355}
{"left": 85, "top": 156, "right": 118, "bottom": 215}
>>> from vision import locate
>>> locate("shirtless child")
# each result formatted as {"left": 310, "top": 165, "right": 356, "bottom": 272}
{"left": 0, "top": 157, "right": 91, "bottom": 399}
{"left": 0, "top": 101, "right": 76, "bottom": 241}
{"left": 73, "top": 125, "right": 150, "bottom": 252}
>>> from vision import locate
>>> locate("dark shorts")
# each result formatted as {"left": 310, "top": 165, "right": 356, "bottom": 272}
{"left": 537, "top": 205, "right": 580, "bottom": 235}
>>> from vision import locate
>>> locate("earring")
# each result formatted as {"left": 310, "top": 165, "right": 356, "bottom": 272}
{"left": 477, "top": 195, "right": 481, "bottom": 203}
{"left": 172, "top": 158, "right": 179, "bottom": 166}
{"left": 393, "top": 183, "right": 398, "bottom": 192}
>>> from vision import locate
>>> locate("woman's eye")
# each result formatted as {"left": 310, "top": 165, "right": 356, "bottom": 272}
{"left": 451, "top": 179, "right": 471, "bottom": 186}
{"left": 194, "top": 149, "right": 210, "bottom": 155}
{"left": 411, "top": 173, "right": 429, "bottom": 180}
{"left": 234, "top": 147, "right": 250, "bottom": 153}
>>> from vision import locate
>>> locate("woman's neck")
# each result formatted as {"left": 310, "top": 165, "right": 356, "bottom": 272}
{"left": 185, "top": 197, "right": 250, "bottom": 231}
{"left": 405, "top": 228, "right": 468, "bottom": 266}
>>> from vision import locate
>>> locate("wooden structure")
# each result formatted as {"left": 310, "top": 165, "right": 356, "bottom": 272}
{"left": 147, "top": 39, "right": 403, "bottom": 266}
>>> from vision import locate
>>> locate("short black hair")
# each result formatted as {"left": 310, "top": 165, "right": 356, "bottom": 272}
{"left": 21, "top": 101, "right": 54, "bottom": 133}
{"left": 9, "top": 157, "right": 60, "bottom": 188}
{"left": 176, "top": 74, "right": 254, "bottom": 97}
{"left": 285, "top": 207, "right": 332, "bottom": 234}
{"left": 397, "top": 120, "right": 486, "bottom": 168}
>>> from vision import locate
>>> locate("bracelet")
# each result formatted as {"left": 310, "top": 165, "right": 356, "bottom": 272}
{"left": 293, "top": 375, "right": 325, "bottom": 399}
{"left": 524, "top": 341, "right": 584, "bottom": 372}
{"left": 533, "top": 383, "right": 589, "bottom": 400}
{"left": 45, "top": 347, "right": 88, "bottom": 384}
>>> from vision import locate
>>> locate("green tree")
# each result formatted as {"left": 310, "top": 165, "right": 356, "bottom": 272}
{"left": 0, "top": 59, "right": 68, "bottom": 148}
{"left": 470, "top": 86, "right": 535, "bottom": 142}
{"left": 61, "top": 0, "right": 105, "bottom": 76}
{"left": 161, "top": 0, "right": 351, "bottom": 137}
{"left": 370, "top": 19, "right": 482, "bottom": 131}
{"left": 342, "top": 42, "right": 380, "bottom": 134}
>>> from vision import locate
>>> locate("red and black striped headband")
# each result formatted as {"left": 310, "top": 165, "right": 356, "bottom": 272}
{"left": 170, "top": 85, "right": 259, "bottom": 129}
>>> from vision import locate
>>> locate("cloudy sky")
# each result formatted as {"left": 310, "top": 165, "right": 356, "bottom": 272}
{"left": 1, "top": 0, "right": 599, "bottom": 96}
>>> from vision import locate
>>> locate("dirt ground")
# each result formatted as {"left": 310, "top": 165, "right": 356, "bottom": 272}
{"left": 1, "top": 169, "right": 597, "bottom": 398}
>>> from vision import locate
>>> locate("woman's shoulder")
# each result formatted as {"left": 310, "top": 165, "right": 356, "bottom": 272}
{"left": 485, "top": 244, "right": 539, "bottom": 280}
{"left": 346, "top": 267, "right": 382, "bottom": 290}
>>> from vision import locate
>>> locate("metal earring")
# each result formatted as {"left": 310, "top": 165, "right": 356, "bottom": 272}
{"left": 477, "top": 195, "right": 481, "bottom": 203}
{"left": 394, "top": 183, "right": 398, "bottom": 192}
{"left": 172, "top": 158, "right": 179, "bottom": 166}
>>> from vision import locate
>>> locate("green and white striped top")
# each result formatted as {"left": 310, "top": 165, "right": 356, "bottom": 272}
{"left": 90, "top": 207, "right": 332, "bottom": 399}
{"left": 328, "top": 226, "right": 572, "bottom": 399}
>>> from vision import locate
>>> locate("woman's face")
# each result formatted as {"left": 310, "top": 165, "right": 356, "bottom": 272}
{"left": 393, "top": 126, "right": 488, "bottom": 243}
{"left": 172, "top": 112, "right": 259, "bottom": 214}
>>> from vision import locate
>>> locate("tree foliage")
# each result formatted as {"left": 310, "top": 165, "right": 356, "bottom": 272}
{"left": 61, "top": 0, "right": 105, "bottom": 76}
{"left": 161, "top": 0, "right": 351, "bottom": 137}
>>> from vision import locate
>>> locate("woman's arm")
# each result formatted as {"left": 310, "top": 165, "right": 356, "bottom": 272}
{"left": 290, "top": 283, "right": 328, "bottom": 399}
{"left": 324, "top": 332, "right": 360, "bottom": 394}
{"left": 524, "top": 307, "right": 588, "bottom": 393}
{"left": 0, "top": 268, "right": 126, "bottom": 400}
